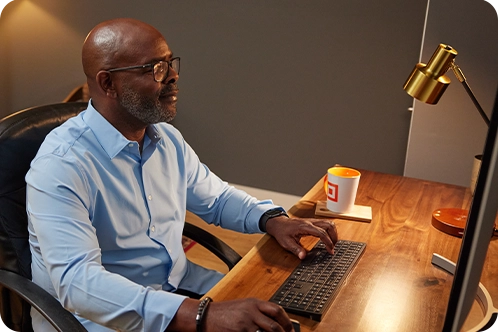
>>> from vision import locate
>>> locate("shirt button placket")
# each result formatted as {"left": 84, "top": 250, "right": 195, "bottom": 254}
{"left": 147, "top": 195, "right": 153, "bottom": 235}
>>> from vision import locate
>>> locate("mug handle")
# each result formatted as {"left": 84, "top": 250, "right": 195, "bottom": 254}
{"left": 324, "top": 164, "right": 342, "bottom": 194}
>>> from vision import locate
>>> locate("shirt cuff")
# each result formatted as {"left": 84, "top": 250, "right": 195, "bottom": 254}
{"left": 143, "top": 288, "right": 187, "bottom": 331}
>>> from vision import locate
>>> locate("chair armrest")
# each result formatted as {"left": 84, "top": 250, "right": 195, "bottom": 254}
{"left": 183, "top": 222, "right": 242, "bottom": 270}
{"left": 0, "top": 269, "right": 87, "bottom": 332}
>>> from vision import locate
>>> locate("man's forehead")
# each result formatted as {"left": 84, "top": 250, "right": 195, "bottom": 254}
{"left": 132, "top": 39, "right": 172, "bottom": 63}
{"left": 110, "top": 30, "right": 170, "bottom": 62}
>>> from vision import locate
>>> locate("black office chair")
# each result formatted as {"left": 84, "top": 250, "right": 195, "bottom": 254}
{"left": 0, "top": 102, "right": 241, "bottom": 332}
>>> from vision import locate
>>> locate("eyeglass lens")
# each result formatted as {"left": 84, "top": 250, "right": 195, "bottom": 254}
{"left": 154, "top": 58, "right": 180, "bottom": 82}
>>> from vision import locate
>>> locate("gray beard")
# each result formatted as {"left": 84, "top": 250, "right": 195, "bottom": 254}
{"left": 120, "top": 85, "right": 175, "bottom": 124}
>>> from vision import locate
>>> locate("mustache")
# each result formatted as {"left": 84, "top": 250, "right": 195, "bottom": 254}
{"left": 160, "top": 83, "right": 179, "bottom": 96}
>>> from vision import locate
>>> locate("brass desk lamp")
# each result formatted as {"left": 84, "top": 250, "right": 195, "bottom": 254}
{"left": 403, "top": 43, "right": 495, "bottom": 237}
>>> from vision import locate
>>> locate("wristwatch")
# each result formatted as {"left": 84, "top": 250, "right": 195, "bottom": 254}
{"left": 259, "top": 207, "right": 289, "bottom": 232}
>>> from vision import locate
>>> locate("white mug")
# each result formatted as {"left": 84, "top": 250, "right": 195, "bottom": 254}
{"left": 325, "top": 166, "right": 361, "bottom": 213}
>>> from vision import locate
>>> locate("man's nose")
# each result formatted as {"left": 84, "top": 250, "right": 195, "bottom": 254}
{"left": 163, "top": 67, "right": 179, "bottom": 84}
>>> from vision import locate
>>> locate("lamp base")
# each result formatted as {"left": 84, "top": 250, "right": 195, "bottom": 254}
{"left": 432, "top": 208, "right": 498, "bottom": 238}
{"left": 431, "top": 208, "right": 468, "bottom": 237}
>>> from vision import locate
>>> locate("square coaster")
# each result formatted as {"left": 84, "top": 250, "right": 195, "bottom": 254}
{"left": 315, "top": 200, "right": 372, "bottom": 223}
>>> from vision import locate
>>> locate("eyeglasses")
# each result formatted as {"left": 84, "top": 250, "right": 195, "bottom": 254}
{"left": 107, "top": 57, "right": 180, "bottom": 82}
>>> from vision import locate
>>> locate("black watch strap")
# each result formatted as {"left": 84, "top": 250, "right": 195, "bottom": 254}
{"left": 259, "top": 207, "right": 289, "bottom": 232}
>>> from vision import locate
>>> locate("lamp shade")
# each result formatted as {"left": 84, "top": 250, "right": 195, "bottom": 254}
{"left": 403, "top": 44, "right": 458, "bottom": 104}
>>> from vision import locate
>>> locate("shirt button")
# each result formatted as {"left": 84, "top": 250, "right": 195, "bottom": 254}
{"left": 128, "top": 143, "right": 133, "bottom": 147}
{"left": 151, "top": 225, "right": 155, "bottom": 232}
{"left": 148, "top": 195, "right": 152, "bottom": 200}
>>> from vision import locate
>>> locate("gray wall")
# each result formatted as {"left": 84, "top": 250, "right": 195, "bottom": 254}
{"left": 405, "top": 0, "right": 498, "bottom": 187}
{"left": 1, "top": 1, "right": 427, "bottom": 195}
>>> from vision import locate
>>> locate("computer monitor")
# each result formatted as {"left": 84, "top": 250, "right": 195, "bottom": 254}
{"left": 442, "top": 87, "right": 498, "bottom": 332}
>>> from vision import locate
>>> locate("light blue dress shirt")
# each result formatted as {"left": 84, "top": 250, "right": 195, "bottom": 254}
{"left": 26, "top": 101, "right": 280, "bottom": 331}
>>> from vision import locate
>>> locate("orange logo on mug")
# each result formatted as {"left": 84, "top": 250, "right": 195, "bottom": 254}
{"left": 327, "top": 181, "right": 338, "bottom": 202}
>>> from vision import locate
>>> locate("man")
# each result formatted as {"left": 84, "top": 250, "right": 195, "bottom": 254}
{"left": 26, "top": 18, "right": 338, "bottom": 331}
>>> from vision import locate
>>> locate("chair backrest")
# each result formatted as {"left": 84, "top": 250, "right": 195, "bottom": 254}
{"left": 0, "top": 102, "right": 87, "bottom": 331}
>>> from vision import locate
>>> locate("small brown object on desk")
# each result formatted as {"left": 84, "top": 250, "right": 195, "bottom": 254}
{"left": 205, "top": 170, "right": 498, "bottom": 332}
{"left": 431, "top": 207, "right": 468, "bottom": 237}
{"left": 431, "top": 207, "right": 498, "bottom": 238}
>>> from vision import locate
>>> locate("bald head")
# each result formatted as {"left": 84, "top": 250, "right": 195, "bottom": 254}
{"left": 80, "top": 18, "right": 178, "bottom": 135}
{"left": 82, "top": 18, "right": 165, "bottom": 80}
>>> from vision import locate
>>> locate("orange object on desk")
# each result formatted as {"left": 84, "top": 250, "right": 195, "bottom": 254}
{"left": 431, "top": 208, "right": 468, "bottom": 237}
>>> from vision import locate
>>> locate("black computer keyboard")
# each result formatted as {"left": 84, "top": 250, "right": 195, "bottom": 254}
{"left": 269, "top": 239, "right": 366, "bottom": 321}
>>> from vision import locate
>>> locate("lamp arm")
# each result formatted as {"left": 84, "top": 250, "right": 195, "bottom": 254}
{"left": 451, "top": 62, "right": 490, "bottom": 127}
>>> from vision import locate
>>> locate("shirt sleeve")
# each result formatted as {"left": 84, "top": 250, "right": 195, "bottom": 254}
{"left": 182, "top": 141, "right": 282, "bottom": 233}
{"left": 27, "top": 155, "right": 185, "bottom": 332}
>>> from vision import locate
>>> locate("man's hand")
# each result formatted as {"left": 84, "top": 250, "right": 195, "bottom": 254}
{"left": 204, "top": 298, "right": 294, "bottom": 332}
{"left": 265, "top": 216, "right": 338, "bottom": 259}
{"left": 168, "top": 297, "right": 294, "bottom": 331}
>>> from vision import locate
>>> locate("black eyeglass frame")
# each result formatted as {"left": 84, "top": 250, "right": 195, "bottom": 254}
{"left": 107, "top": 57, "right": 180, "bottom": 82}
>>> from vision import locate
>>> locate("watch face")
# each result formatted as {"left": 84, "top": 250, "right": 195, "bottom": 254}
{"left": 260, "top": 209, "right": 287, "bottom": 232}
{"left": 267, "top": 209, "right": 284, "bottom": 217}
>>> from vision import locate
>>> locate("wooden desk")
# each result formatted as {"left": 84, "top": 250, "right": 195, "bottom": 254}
{"left": 205, "top": 170, "right": 498, "bottom": 332}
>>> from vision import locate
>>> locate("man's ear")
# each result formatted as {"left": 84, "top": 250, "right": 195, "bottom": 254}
{"left": 96, "top": 70, "right": 118, "bottom": 98}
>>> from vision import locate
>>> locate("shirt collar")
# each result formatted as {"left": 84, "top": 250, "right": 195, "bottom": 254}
{"left": 83, "top": 101, "right": 162, "bottom": 159}
{"left": 145, "top": 125, "right": 161, "bottom": 145}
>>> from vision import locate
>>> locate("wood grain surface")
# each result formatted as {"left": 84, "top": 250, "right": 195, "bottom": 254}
{"left": 205, "top": 170, "right": 498, "bottom": 332}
